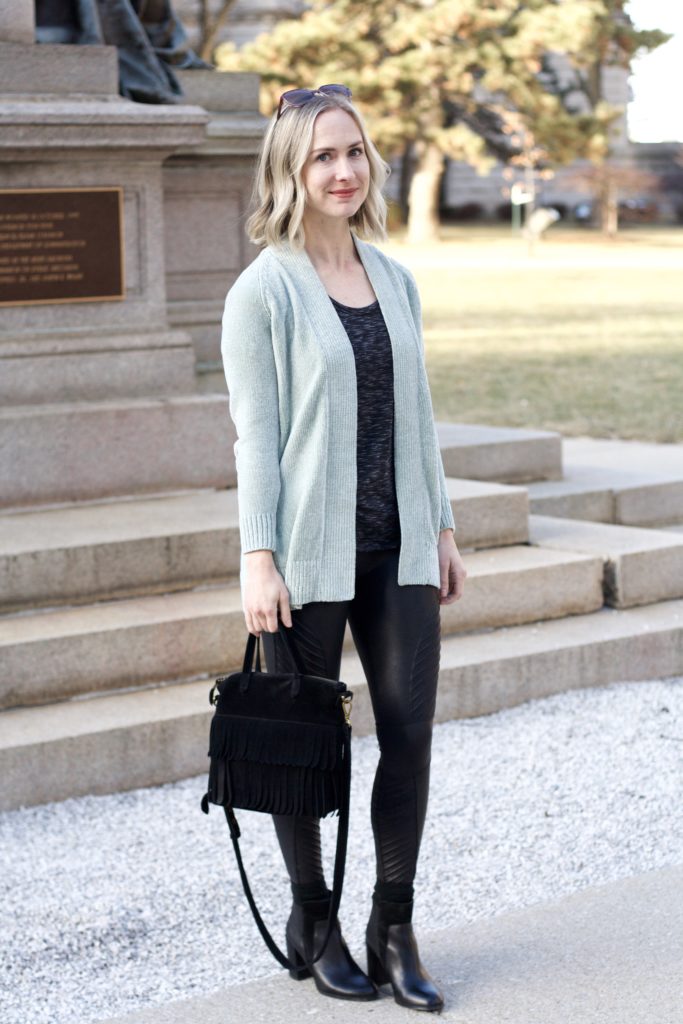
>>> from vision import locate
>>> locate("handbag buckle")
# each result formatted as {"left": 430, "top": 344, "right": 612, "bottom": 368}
{"left": 341, "top": 694, "right": 353, "bottom": 725}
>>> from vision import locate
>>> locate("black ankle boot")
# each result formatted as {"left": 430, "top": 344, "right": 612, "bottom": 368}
{"left": 286, "top": 893, "right": 378, "bottom": 1001}
{"left": 366, "top": 897, "right": 444, "bottom": 1013}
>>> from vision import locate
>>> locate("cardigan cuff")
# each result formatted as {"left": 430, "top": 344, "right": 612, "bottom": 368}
{"left": 240, "top": 512, "right": 277, "bottom": 553}
{"left": 439, "top": 490, "right": 456, "bottom": 533}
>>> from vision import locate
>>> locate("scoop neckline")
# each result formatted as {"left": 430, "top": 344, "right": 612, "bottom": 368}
{"left": 328, "top": 294, "right": 380, "bottom": 312}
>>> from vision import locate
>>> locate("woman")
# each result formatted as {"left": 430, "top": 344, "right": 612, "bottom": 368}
{"left": 221, "top": 84, "right": 467, "bottom": 1013}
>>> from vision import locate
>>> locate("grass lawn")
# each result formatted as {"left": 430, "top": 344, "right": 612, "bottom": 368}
{"left": 382, "top": 225, "right": 683, "bottom": 443}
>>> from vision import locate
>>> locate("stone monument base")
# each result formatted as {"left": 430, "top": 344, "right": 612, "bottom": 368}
{"left": 0, "top": 42, "right": 245, "bottom": 506}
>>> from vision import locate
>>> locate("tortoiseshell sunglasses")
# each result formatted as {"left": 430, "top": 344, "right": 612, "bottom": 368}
{"left": 276, "top": 84, "right": 352, "bottom": 120}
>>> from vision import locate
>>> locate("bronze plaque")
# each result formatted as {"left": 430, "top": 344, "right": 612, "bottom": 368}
{"left": 0, "top": 187, "right": 125, "bottom": 306}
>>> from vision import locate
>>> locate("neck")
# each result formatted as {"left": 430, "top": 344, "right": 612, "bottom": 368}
{"left": 301, "top": 213, "right": 357, "bottom": 270}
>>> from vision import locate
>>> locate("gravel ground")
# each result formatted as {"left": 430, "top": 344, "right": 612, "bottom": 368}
{"left": 1, "top": 675, "right": 682, "bottom": 1024}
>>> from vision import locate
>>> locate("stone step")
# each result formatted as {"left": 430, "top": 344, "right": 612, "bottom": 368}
{"left": 437, "top": 421, "right": 562, "bottom": 484}
{"left": 527, "top": 466, "right": 683, "bottom": 527}
{"left": 0, "top": 489, "right": 241, "bottom": 613}
{"left": 0, "top": 394, "right": 235, "bottom": 509}
{"left": 529, "top": 514, "right": 683, "bottom": 608}
{"left": 0, "top": 544, "right": 602, "bottom": 710}
{"left": 0, "top": 585, "right": 240, "bottom": 711}
{"left": 527, "top": 435, "right": 683, "bottom": 527}
{"left": 2, "top": 404, "right": 557, "bottom": 513}
{"left": 563, "top": 436, "right": 683, "bottom": 477}
{"left": 0, "top": 479, "right": 528, "bottom": 612}
{"left": 2, "top": 596, "right": 682, "bottom": 812}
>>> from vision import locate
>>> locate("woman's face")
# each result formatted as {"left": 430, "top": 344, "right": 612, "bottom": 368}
{"left": 300, "top": 107, "right": 370, "bottom": 223}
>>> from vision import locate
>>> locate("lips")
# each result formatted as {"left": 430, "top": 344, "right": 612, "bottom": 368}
{"left": 330, "top": 189, "right": 357, "bottom": 197}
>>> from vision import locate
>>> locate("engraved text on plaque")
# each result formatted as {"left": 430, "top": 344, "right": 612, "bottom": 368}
{"left": 0, "top": 188, "right": 125, "bottom": 306}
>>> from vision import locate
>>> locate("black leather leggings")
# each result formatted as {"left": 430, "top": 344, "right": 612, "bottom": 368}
{"left": 260, "top": 547, "right": 441, "bottom": 897}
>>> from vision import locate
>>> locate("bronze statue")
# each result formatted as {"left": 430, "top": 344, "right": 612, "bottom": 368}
{"left": 35, "top": 0, "right": 211, "bottom": 104}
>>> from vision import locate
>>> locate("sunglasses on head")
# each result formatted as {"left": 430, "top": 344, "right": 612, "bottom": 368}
{"left": 276, "top": 84, "right": 352, "bottom": 120}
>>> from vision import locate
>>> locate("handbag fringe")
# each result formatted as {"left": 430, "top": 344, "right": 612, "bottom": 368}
{"left": 208, "top": 714, "right": 343, "bottom": 771}
{"left": 208, "top": 757, "right": 343, "bottom": 818}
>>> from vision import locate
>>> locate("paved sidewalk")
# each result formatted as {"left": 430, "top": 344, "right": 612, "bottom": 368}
{"left": 104, "top": 863, "right": 683, "bottom": 1024}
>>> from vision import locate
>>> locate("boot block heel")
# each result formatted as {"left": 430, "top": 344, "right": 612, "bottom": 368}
{"left": 286, "top": 935, "right": 311, "bottom": 981}
{"left": 366, "top": 944, "right": 389, "bottom": 987}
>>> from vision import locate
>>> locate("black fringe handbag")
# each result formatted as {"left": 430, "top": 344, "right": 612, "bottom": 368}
{"left": 200, "top": 620, "right": 353, "bottom": 972}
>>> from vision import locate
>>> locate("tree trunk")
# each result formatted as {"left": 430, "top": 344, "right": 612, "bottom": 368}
{"left": 406, "top": 141, "right": 443, "bottom": 244}
{"left": 198, "top": 0, "right": 209, "bottom": 54}
{"left": 398, "top": 141, "right": 414, "bottom": 226}
{"left": 601, "top": 178, "right": 619, "bottom": 238}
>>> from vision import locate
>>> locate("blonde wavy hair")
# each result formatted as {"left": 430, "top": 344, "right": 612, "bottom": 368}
{"left": 245, "top": 91, "right": 391, "bottom": 250}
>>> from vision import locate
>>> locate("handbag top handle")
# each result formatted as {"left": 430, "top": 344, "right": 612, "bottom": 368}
{"left": 241, "top": 621, "right": 307, "bottom": 677}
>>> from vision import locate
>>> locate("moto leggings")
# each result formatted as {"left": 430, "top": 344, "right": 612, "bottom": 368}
{"left": 260, "top": 546, "right": 442, "bottom": 902}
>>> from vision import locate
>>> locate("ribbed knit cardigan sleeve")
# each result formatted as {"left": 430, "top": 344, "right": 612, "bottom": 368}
{"left": 221, "top": 265, "right": 281, "bottom": 554}
{"left": 398, "top": 264, "right": 456, "bottom": 534}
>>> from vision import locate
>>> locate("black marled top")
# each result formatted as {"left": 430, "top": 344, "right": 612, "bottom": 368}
{"left": 329, "top": 294, "right": 402, "bottom": 551}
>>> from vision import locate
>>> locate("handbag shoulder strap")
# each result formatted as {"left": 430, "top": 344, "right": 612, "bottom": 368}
{"left": 217, "top": 723, "right": 351, "bottom": 973}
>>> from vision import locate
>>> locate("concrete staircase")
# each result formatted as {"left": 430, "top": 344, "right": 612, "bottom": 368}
{"left": 2, "top": 424, "right": 683, "bottom": 812}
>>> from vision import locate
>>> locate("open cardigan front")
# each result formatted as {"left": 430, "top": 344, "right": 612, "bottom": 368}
{"left": 221, "top": 233, "right": 456, "bottom": 609}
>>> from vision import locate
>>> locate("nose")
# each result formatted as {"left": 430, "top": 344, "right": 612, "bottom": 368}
{"left": 334, "top": 156, "right": 354, "bottom": 181}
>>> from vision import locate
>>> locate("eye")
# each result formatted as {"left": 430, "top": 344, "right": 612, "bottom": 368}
{"left": 350, "top": 147, "right": 364, "bottom": 156}
{"left": 316, "top": 152, "right": 331, "bottom": 162}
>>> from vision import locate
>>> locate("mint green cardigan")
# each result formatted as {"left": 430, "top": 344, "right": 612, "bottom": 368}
{"left": 221, "top": 233, "right": 456, "bottom": 609}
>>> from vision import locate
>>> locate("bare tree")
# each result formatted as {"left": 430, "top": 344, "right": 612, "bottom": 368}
{"left": 564, "top": 163, "right": 660, "bottom": 236}
{"left": 197, "top": 0, "right": 239, "bottom": 64}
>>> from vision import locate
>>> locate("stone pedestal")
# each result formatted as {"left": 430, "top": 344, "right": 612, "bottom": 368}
{"left": 0, "top": 42, "right": 208, "bottom": 405}
{"left": 2, "top": 0, "right": 34, "bottom": 44}
{"left": 0, "top": 42, "right": 243, "bottom": 505}
{"left": 163, "top": 70, "right": 266, "bottom": 392}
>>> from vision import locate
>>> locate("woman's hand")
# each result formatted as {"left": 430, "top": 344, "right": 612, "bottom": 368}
{"left": 243, "top": 551, "right": 293, "bottom": 636}
{"left": 437, "top": 528, "right": 467, "bottom": 605}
